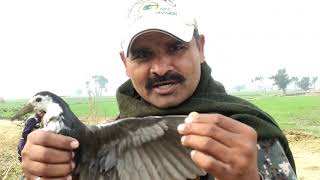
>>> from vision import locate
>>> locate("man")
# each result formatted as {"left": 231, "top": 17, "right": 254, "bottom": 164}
{"left": 21, "top": 0, "right": 297, "bottom": 179}
{"left": 17, "top": 110, "right": 45, "bottom": 162}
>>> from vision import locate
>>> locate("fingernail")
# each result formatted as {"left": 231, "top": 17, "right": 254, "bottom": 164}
{"left": 177, "top": 124, "right": 185, "bottom": 132}
{"left": 181, "top": 136, "right": 186, "bottom": 144}
{"left": 71, "top": 152, "right": 75, "bottom": 158}
{"left": 191, "top": 150, "right": 196, "bottom": 158}
{"left": 185, "top": 117, "right": 193, "bottom": 123}
{"left": 67, "top": 175, "right": 72, "bottom": 180}
{"left": 71, "top": 161, "right": 75, "bottom": 169}
{"left": 189, "top": 112, "right": 199, "bottom": 118}
{"left": 70, "top": 140, "right": 79, "bottom": 149}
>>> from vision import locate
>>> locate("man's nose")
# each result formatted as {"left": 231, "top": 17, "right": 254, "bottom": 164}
{"left": 150, "top": 54, "right": 174, "bottom": 76}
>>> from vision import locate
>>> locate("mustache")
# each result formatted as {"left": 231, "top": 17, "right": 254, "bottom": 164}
{"left": 145, "top": 72, "right": 186, "bottom": 90}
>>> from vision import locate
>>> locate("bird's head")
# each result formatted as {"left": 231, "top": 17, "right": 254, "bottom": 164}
{"left": 13, "top": 91, "right": 64, "bottom": 128}
{"left": 27, "top": 93, "right": 54, "bottom": 112}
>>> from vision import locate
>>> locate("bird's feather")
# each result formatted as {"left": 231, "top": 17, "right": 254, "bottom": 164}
{"left": 76, "top": 115, "right": 206, "bottom": 180}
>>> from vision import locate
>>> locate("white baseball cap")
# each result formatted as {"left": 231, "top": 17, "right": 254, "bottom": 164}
{"left": 121, "top": 0, "right": 198, "bottom": 57}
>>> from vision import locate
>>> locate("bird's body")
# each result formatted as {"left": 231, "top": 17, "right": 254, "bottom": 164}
{"left": 16, "top": 91, "right": 206, "bottom": 180}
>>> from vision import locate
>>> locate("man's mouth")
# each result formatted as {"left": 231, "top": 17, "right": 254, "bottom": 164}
{"left": 145, "top": 71, "right": 186, "bottom": 94}
{"left": 152, "top": 80, "right": 179, "bottom": 95}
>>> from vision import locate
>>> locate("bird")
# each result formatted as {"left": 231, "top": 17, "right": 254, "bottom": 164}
{"left": 14, "top": 91, "right": 206, "bottom": 180}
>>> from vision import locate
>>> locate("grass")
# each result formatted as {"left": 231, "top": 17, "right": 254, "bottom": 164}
{"left": 0, "top": 96, "right": 119, "bottom": 120}
{"left": 0, "top": 99, "right": 26, "bottom": 119}
{"left": 234, "top": 93, "right": 320, "bottom": 137}
{"left": 65, "top": 97, "right": 119, "bottom": 119}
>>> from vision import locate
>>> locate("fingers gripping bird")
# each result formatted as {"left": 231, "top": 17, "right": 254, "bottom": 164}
{"left": 16, "top": 91, "right": 206, "bottom": 180}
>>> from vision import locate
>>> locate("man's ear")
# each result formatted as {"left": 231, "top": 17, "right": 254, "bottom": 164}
{"left": 196, "top": 35, "right": 205, "bottom": 63}
{"left": 119, "top": 51, "right": 130, "bottom": 77}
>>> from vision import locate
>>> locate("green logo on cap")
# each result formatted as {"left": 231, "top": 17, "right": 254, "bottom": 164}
{"left": 142, "top": 2, "right": 159, "bottom": 11}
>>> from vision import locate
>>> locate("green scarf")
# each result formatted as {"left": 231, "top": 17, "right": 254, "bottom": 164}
{"left": 116, "top": 62, "right": 295, "bottom": 172}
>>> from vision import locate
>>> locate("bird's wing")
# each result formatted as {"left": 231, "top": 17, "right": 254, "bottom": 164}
{"left": 76, "top": 115, "right": 206, "bottom": 180}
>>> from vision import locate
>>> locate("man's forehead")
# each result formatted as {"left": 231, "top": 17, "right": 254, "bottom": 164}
{"left": 131, "top": 31, "right": 184, "bottom": 47}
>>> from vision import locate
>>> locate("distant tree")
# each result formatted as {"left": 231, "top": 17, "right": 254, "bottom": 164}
{"left": 251, "top": 76, "right": 266, "bottom": 92}
{"left": 85, "top": 75, "right": 108, "bottom": 124}
{"left": 92, "top": 75, "right": 108, "bottom": 96}
{"left": 233, "top": 84, "right": 246, "bottom": 92}
{"left": 312, "top": 76, "right": 318, "bottom": 89}
{"left": 85, "top": 80, "right": 97, "bottom": 123}
{"left": 253, "top": 76, "right": 263, "bottom": 82}
{"left": 291, "top": 76, "right": 299, "bottom": 90}
{"left": 86, "top": 75, "right": 108, "bottom": 97}
{"left": 297, "top": 77, "right": 311, "bottom": 91}
{"left": 270, "top": 68, "right": 291, "bottom": 94}
{"left": 85, "top": 81, "right": 92, "bottom": 97}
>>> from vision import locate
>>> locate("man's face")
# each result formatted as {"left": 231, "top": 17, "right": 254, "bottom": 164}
{"left": 121, "top": 32, "right": 205, "bottom": 108}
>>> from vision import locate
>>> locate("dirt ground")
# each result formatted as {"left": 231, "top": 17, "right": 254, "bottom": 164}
{"left": 285, "top": 131, "right": 320, "bottom": 180}
{"left": 0, "top": 120, "right": 319, "bottom": 180}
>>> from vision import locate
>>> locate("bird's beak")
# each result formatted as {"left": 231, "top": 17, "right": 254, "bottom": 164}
{"left": 11, "top": 103, "right": 33, "bottom": 120}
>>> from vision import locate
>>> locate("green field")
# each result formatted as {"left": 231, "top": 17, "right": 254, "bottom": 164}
{"left": 1, "top": 94, "right": 319, "bottom": 136}
{"left": 0, "top": 99, "right": 26, "bottom": 119}
{"left": 66, "top": 97, "right": 119, "bottom": 119}
{"left": 234, "top": 93, "right": 320, "bottom": 137}
{"left": 0, "top": 97, "right": 119, "bottom": 120}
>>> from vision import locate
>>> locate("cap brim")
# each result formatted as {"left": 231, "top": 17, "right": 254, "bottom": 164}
{"left": 122, "top": 16, "right": 195, "bottom": 57}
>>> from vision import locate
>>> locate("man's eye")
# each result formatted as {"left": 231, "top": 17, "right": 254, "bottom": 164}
{"left": 131, "top": 49, "right": 153, "bottom": 60}
{"left": 168, "top": 43, "right": 187, "bottom": 54}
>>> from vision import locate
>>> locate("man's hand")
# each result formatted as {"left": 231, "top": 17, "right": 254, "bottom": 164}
{"left": 21, "top": 130, "right": 79, "bottom": 180}
{"left": 178, "top": 112, "right": 259, "bottom": 180}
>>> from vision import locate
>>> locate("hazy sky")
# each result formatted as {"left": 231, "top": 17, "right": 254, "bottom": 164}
{"left": 1, "top": 0, "right": 319, "bottom": 99}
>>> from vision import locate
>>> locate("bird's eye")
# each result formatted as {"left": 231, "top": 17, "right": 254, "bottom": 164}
{"left": 35, "top": 97, "right": 42, "bottom": 102}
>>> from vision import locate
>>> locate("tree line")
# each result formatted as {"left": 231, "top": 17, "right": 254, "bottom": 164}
{"left": 234, "top": 69, "right": 318, "bottom": 94}
{"left": 270, "top": 68, "right": 317, "bottom": 94}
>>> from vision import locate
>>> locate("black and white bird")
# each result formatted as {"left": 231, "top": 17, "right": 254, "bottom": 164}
{"left": 15, "top": 91, "right": 206, "bottom": 180}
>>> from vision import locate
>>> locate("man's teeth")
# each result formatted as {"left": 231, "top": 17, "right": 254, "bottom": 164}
{"left": 157, "top": 84, "right": 173, "bottom": 89}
